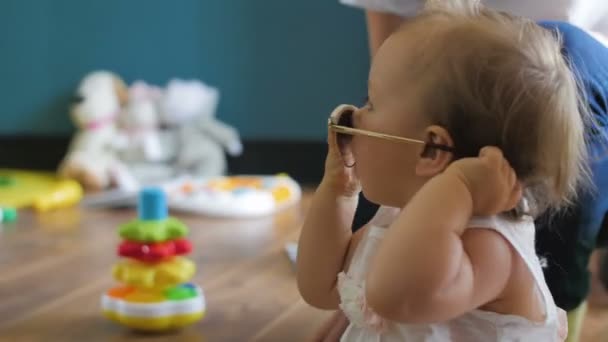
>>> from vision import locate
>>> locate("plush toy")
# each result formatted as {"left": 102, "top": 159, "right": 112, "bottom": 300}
{"left": 118, "top": 81, "right": 164, "bottom": 163}
{"left": 58, "top": 71, "right": 138, "bottom": 191}
{"left": 161, "top": 79, "right": 243, "bottom": 177}
{"left": 116, "top": 81, "right": 175, "bottom": 185}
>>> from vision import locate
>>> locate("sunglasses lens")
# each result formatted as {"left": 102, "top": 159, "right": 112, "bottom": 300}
{"left": 336, "top": 109, "right": 354, "bottom": 151}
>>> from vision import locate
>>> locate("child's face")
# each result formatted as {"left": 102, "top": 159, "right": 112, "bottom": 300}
{"left": 350, "top": 25, "right": 437, "bottom": 208}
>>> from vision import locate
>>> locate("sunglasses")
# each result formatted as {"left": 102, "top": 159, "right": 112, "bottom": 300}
{"left": 327, "top": 104, "right": 456, "bottom": 166}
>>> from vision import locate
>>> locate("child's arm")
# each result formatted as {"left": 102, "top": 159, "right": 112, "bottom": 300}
{"left": 306, "top": 225, "right": 370, "bottom": 339}
{"left": 296, "top": 184, "right": 358, "bottom": 310}
{"left": 366, "top": 147, "right": 521, "bottom": 323}
{"left": 297, "top": 116, "right": 362, "bottom": 310}
{"left": 297, "top": 191, "right": 369, "bottom": 309}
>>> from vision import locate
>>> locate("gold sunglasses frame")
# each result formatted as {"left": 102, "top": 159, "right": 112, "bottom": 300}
{"left": 327, "top": 107, "right": 456, "bottom": 153}
{"left": 328, "top": 119, "right": 427, "bottom": 146}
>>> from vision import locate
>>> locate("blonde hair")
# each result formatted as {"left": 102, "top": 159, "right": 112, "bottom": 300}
{"left": 404, "top": 0, "right": 594, "bottom": 216}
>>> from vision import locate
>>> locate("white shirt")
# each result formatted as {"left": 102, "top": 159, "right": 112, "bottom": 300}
{"left": 339, "top": 0, "right": 608, "bottom": 36}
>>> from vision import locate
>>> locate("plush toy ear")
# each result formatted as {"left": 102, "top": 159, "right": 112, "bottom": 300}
{"left": 415, "top": 125, "right": 454, "bottom": 177}
{"left": 113, "top": 76, "right": 129, "bottom": 106}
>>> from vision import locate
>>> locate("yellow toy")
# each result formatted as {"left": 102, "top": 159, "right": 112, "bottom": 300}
{"left": 101, "top": 188, "right": 205, "bottom": 331}
{"left": 0, "top": 169, "right": 83, "bottom": 212}
{"left": 112, "top": 257, "right": 195, "bottom": 290}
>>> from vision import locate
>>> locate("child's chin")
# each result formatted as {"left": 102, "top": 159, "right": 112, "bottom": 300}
{"left": 360, "top": 189, "right": 383, "bottom": 206}
{"left": 363, "top": 189, "right": 406, "bottom": 209}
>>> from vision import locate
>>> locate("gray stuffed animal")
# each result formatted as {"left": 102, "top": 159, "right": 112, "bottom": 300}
{"left": 161, "top": 79, "right": 242, "bottom": 177}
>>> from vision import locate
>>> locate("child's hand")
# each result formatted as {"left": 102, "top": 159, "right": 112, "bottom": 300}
{"left": 444, "top": 146, "right": 522, "bottom": 216}
{"left": 321, "top": 105, "right": 361, "bottom": 198}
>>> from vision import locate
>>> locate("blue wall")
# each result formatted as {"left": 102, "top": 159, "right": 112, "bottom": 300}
{"left": 0, "top": 0, "right": 370, "bottom": 140}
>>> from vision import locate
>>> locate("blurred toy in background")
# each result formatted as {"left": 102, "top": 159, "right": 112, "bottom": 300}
{"left": 116, "top": 81, "right": 175, "bottom": 185}
{"left": 32, "top": 179, "right": 83, "bottom": 212}
{"left": 0, "top": 207, "right": 18, "bottom": 223}
{"left": 0, "top": 169, "right": 83, "bottom": 212}
{"left": 118, "top": 81, "right": 164, "bottom": 163}
{"left": 83, "top": 173, "right": 302, "bottom": 219}
{"left": 60, "top": 72, "right": 244, "bottom": 193}
{"left": 163, "top": 173, "right": 301, "bottom": 218}
{"left": 101, "top": 188, "right": 205, "bottom": 331}
{"left": 58, "top": 70, "right": 138, "bottom": 191}
{"left": 161, "top": 79, "right": 243, "bottom": 178}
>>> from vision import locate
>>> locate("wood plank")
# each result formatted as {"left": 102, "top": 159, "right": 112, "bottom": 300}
{"left": 0, "top": 196, "right": 309, "bottom": 340}
{"left": 252, "top": 299, "right": 331, "bottom": 342}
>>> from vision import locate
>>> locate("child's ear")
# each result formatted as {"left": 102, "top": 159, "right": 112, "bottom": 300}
{"left": 415, "top": 125, "right": 454, "bottom": 177}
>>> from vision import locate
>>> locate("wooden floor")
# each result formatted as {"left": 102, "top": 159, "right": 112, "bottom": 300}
{"left": 0, "top": 190, "right": 607, "bottom": 341}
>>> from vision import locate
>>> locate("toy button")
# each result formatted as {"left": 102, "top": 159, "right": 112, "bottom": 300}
{"left": 165, "top": 284, "right": 198, "bottom": 301}
{"left": 0, "top": 207, "right": 17, "bottom": 222}
{"left": 262, "top": 178, "right": 277, "bottom": 189}
{"left": 124, "top": 289, "right": 166, "bottom": 303}
{"left": 232, "top": 187, "right": 251, "bottom": 196}
{"left": 0, "top": 176, "right": 15, "bottom": 187}
{"left": 108, "top": 286, "right": 136, "bottom": 299}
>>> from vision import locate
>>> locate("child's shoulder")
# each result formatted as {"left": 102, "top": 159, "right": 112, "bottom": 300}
{"left": 465, "top": 214, "right": 537, "bottom": 272}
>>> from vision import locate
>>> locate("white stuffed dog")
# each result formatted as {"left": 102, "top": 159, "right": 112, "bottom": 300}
{"left": 58, "top": 71, "right": 137, "bottom": 191}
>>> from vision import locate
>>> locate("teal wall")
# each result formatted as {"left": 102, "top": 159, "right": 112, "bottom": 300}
{"left": 0, "top": 0, "right": 370, "bottom": 140}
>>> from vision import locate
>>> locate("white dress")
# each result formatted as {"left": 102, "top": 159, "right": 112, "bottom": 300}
{"left": 337, "top": 207, "right": 566, "bottom": 341}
